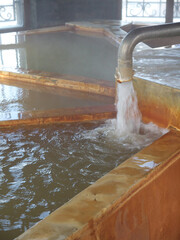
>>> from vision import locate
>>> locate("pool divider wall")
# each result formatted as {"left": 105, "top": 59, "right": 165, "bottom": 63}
{"left": 68, "top": 135, "right": 180, "bottom": 240}
{"left": 0, "top": 71, "right": 116, "bottom": 128}
{"left": 65, "top": 22, "right": 121, "bottom": 47}
{"left": 0, "top": 71, "right": 115, "bottom": 97}
{"left": 0, "top": 105, "right": 116, "bottom": 128}
{"left": 1, "top": 72, "right": 180, "bottom": 131}
{"left": 17, "top": 22, "right": 122, "bottom": 48}
{"left": 19, "top": 21, "right": 122, "bottom": 46}
{"left": 19, "top": 25, "right": 73, "bottom": 36}
{"left": 15, "top": 130, "right": 180, "bottom": 240}
{"left": 134, "top": 77, "right": 180, "bottom": 131}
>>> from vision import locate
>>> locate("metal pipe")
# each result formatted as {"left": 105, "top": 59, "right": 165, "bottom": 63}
{"left": 116, "top": 22, "right": 180, "bottom": 83}
{"left": 166, "top": 0, "right": 174, "bottom": 23}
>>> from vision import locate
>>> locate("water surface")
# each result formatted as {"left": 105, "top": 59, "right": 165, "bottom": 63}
{"left": 0, "top": 120, "right": 166, "bottom": 240}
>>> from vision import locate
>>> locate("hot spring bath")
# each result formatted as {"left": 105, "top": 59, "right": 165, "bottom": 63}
{"left": 0, "top": 22, "right": 179, "bottom": 240}
{"left": 0, "top": 119, "right": 166, "bottom": 240}
{"left": 0, "top": 80, "right": 167, "bottom": 240}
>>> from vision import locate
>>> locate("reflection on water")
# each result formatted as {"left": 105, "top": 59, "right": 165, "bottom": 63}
{"left": 0, "top": 33, "right": 25, "bottom": 45}
{"left": 0, "top": 48, "right": 27, "bottom": 70}
{"left": 0, "top": 121, "right": 166, "bottom": 240}
{"left": 0, "top": 32, "right": 26, "bottom": 70}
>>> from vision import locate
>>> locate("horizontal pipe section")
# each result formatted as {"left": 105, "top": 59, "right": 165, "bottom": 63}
{"left": 117, "top": 22, "right": 180, "bottom": 83}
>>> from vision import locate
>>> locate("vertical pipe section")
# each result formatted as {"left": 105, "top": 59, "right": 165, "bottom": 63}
{"left": 116, "top": 22, "right": 180, "bottom": 83}
{"left": 166, "top": 0, "right": 174, "bottom": 23}
{"left": 117, "top": 0, "right": 122, "bottom": 20}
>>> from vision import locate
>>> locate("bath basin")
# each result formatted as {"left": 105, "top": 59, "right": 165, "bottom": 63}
{"left": 0, "top": 21, "right": 179, "bottom": 240}
{"left": 1, "top": 120, "right": 165, "bottom": 240}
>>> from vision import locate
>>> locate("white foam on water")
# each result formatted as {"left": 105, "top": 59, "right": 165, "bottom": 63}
{"left": 83, "top": 119, "right": 168, "bottom": 151}
{"left": 84, "top": 81, "right": 168, "bottom": 150}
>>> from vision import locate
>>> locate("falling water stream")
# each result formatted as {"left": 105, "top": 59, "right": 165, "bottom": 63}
{"left": 116, "top": 81, "right": 141, "bottom": 135}
{"left": 93, "top": 80, "right": 168, "bottom": 147}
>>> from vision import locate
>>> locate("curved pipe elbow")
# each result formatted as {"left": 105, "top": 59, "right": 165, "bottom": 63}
{"left": 117, "top": 22, "right": 180, "bottom": 83}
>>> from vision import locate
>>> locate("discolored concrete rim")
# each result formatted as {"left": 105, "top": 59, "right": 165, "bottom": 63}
{"left": 0, "top": 105, "right": 116, "bottom": 129}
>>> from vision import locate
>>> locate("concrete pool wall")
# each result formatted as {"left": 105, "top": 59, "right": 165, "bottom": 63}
{"left": 134, "top": 77, "right": 180, "bottom": 131}
{"left": 0, "top": 21, "right": 179, "bottom": 240}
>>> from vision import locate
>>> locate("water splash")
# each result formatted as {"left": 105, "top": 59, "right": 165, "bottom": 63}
{"left": 83, "top": 119, "right": 167, "bottom": 151}
{"left": 116, "top": 81, "right": 141, "bottom": 135}
{"left": 84, "top": 81, "right": 168, "bottom": 149}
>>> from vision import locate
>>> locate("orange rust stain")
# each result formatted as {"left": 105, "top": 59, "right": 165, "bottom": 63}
{"left": 89, "top": 181, "right": 119, "bottom": 196}
{"left": 19, "top": 25, "right": 73, "bottom": 36}
{"left": 139, "top": 97, "right": 171, "bottom": 129}
{"left": 0, "top": 71, "right": 115, "bottom": 97}
{"left": 0, "top": 105, "right": 116, "bottom": 128}
{"left": 134, "top": 78, "right": 180, "bottom": 131}
{"left": 47, "top": 199, "right": 104, "bottom": 225}
{"left": 69, "top": 151, "right": 180, "bottom": 240}
{"left": 111, "top": 166, "right": 147, "bottom": 177}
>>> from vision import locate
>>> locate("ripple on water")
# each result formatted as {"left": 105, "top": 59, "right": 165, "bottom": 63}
{"left": 0, "top": 121, "right": 167, "bottom": 239}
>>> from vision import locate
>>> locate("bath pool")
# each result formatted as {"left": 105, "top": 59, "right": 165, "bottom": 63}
{"left": 0, "top": 31, "right": 117, "bottom": 82}
{"left": 0, "top": 120, "right": 166, "bottom": 240}
{"left": 1, "top": 30, "right": 180, "bottom": 92}
{"left": 0, "top": 22, "right": 179, "bottom": 240}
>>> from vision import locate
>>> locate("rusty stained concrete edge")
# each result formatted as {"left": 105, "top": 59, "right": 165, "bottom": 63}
{"left": 17, "top": 25, "right": 73, "bottom": 36}
{"left": 68, "top": 136, "right": 180, "bottom": 240}
{"left": 15, "top": 21, "right": 122, "bottom": 47}
{"left": 0, "top": 70, "right": 180, "bottom": 130}
{"left": 0, "top": 105, "right": 116, "bottom": 129}
{"left": 0, "top": 70, "right": 115, "bottom": 97}
{"left": 65, "top": 22, "right": 122, "bottom": 46}
{"left": 0, "top": 71, "right": 116, "bottom": 127}
{"left": 133, "top": 77, "right": 180, "bottom": 131}
{"left": 15, "top": 130, "right": 180, "bottom": 240}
